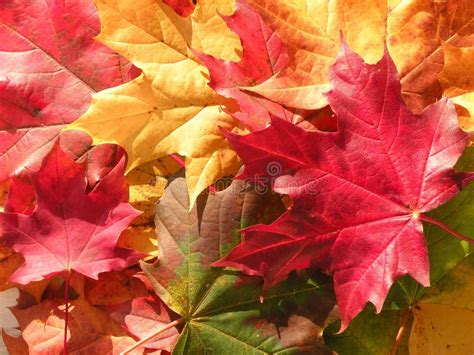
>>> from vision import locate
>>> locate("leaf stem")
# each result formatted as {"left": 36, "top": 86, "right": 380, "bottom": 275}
{"left": 419, "top": 214, "right": 474, "bottom": 244}
{"left": 390, "top": 308, "right": 410, "bottom": 355}
{"left": 63, "top": 273, "right": 70, "bottom": 355}
{"left": 170, "top": 154, "right": 185, "bottom": 168}
{"left": 120, "top": 318, "right": 184, "bottom": 355}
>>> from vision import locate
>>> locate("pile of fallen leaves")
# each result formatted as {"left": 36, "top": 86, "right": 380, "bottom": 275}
{"left": 1, "top": 0, "right": 473, "bottom": 353}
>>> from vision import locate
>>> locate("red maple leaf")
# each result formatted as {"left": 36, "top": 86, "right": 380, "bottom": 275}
{"left": 0, "top": 0, "right": 137, "bottom": 181}
{"left": 214, "top": 42, "right": 471, "bottom": 330}
{"left": 0, "top": 143, "right": 142, "bottom": 284}
{"left": 4, "top": 131, "right": 126, "bottom": 215}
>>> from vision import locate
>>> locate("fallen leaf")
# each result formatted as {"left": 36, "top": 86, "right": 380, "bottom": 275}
{"left": 0, "top": 143, "right": 141, "bottom": 284}
{"left": 438, "top": 43, "right": 474, "bottom": 131}
{"left": 73, "top": 335, "right": 141, "bottom": 355}
{"left": 11, "top": 299, "right": 137, "bottom": 354}
{"left": 0, "top": 288, "right": 20, "bottom": 348}
{"left": 118, "top": 158, "right": 181, "bottom": 256}
{"left": 0, "top": 133, "right": 135, "bottom": 298}
{"left": 324, "top": 307, "right": 409, "bottom": 355}
{"left": 125, "top": 296, "right": 180, "bottom": 351}
{"left": 439, "top": 44, "right": 474, "bottom": 98}
{"left": 81, "top": 270, "right": 147, "bottom": 306}
{"left": 215, "top": 42, "right": 470, "bottom": 331}
{"left": 324, "top": 147, "right": 474, "bottom": 353}
{"left": 68, "top": 0, "right": 243, "bottom": 205}
{"left": 0, "top": 0, "right": 135, "bottom": 181}
{"left": 140, "top": 177, "right": 335, "bottom": 353}
{"left": 190, "top": 0, "right": 242, "bottom": 61}
{"left": 410, "top": 258, "right": 474, "bottom": 355}
{"left": 387, "top": 0, "right": 474, "bottom": 112}
{"left": 195, "top": 0, "right": 293, "bottom": 130}
{"left": 241, "top": 0, "right": 388, "bottom": 109}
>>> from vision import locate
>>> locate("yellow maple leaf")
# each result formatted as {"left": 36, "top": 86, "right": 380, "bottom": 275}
{"left": 410, "top": 304, "right": 474, "bottom": 354}
{"left": 67, "top": 0, "right": 242, "bottom": 206}
{"left": 438, "top": 43, "right": 474, "bottom": 132}
{"left": 409, "top": 257, "right": 474, "bottom": 354}
{"left": 242, "top": 0, "right": 389, "bottom": 109}
{"left": 387, "top": 0, "right": 474, "bottom": 112}
{"left": 190, "top": 0, "right": 242, "bottom": 61}
{"left": 119, "top": 157, "right": 180, "bottom": 256}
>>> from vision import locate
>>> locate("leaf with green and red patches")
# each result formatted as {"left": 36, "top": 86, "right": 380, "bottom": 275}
{"left": 140, "top": 177, "right": 335, "bottom": 353}
{"left": 214, "top": 41, "right": 472, "bottom": 332}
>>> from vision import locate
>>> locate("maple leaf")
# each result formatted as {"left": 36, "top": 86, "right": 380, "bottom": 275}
{"left": 118, "top": 157, "right": 181, "bottom": 257}
{"left": 438, "top": 43, "right": 474, "bottom": 132}
{"left": 69, "top": 269, "right": 148, "bottom": 307}
{"left": 387, "top": 0, "right": 474, "bottom": 112}
{"left": 239, "top": 0, "right": 388, "bottom": 109}
{"left": 0, "top": 143, "right": 141, "bottom": 284}
{"left": 125, "top": 296, "right": 180, "bottom": 351}
{"left": 67, "top": 0, "right": 243, "bottom": 206}
{"left": 10, "top": 299, "right": 139, "bottom": 354}
{"left": 189, "top": 0, "right": 242, "bottom": 61}
{"left": 214, "top": 42, "right": 471, "bottom": 331}
{"left": 194, "top": 0, "right": 293, "bottom": 130}
{"left": 0, "top": 132, "right": 128, "bottom": 301}
{"left": 0, "top": 0, "right": 136, "bottom": 181}
{"left": 137, "top": 177, "right": 334, "bottom": 353}
{"left": 2, "top": 132, "right": 171, "bottom": 288}
{"left": 0, "top": 288, "right": 19, "bottom": 354}
{"left": 325, "top": 148, "right": 474, "bottom": 353}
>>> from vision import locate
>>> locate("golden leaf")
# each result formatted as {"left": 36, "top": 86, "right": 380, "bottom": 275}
{"left": 243, "top": 0, "right": 388, "bottom": 109}
{"left": 387, "top": 0, "right": 474, "bottom": 112}
{"left": 67, "top": 0, "right": 242, "bottom": 206}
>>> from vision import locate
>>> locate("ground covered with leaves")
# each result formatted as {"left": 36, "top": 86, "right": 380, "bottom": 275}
{"left": 1, "top": 0, "right": 473, "bottom": 354}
